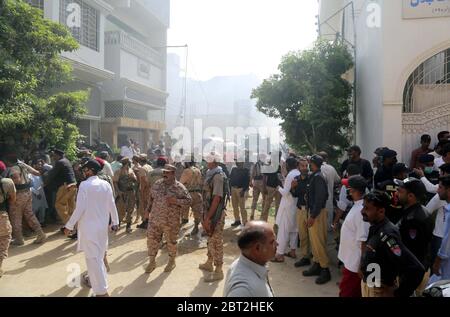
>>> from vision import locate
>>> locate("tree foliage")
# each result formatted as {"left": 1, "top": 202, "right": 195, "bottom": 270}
{"left": 0, "top": 0, "right": 88, "bottom": 160}
{"left": 252, "top": 40, "right": 354, "bottom": 161}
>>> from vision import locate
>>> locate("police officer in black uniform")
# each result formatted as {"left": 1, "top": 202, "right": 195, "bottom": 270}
{"left": 374, "top": 149, "right": 397, "bottom": 190}
{"left": 396, "top": 178, "right": 433, "bottom": 275}
{"left": 360, "top": 190, "right": 425, "bottom": 297}
{"left": 378, "top": 163, "right": 408, "bottom": 224}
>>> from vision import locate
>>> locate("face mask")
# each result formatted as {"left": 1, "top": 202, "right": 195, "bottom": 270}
{"left": 424, "top": 167, "right": 434, "bottom": 174}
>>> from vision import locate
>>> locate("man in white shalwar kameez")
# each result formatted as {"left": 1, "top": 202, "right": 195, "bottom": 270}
{"left": 64, "top": 159, "right": 119, "bottom": 297}
{"left": 272, "top": 158, "right": 300, "bottom": 262}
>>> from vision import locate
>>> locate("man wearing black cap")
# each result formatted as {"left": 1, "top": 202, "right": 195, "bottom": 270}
{"left": 338, "top": 176, "right": 370, "bottom": 297}
{"left": 396, "top": 178, "right": 433, "bottom": 294}
{"left": 47, "top": 149, "right": 77, "bottom": 226}
{"left": 341, "top": 145, "right": 374, "bottom": 187}
{"left": 360, "top": 190, "right": 425, "bottom": 297}
{"left": 303, "top": 155, "right": 331, "bottom": 284}
{"left": 64, "top": 159, "right": 119, "bottom": 297}
{"left": 374, "top": 148, "right": 397, "bottom": 190}
{"left": 378, "top": 163, "right": 408, "bottom": 224}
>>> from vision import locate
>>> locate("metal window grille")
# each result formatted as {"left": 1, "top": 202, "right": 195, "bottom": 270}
{"left": 60, "top": 0, "right": 99, "bottom": 52}
{"left": 105, "top": 103, "right": 148, "bottom": 121}
{"left": 403, "top": 48, "right": 450, "bottom": 113}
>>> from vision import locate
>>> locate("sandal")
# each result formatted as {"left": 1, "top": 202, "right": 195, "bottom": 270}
{"left": 284, "top": 252, "right": 297, "bottom": 259}
{"left": 82, "top": 273, "right": 92, "bottom": 288}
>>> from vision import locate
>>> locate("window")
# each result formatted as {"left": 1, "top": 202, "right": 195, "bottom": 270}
{"left": 25, "top": 0, "right": 44, "bottom": 11}
{"left": 59, "top": 0, "right": 99, "bottom": 52}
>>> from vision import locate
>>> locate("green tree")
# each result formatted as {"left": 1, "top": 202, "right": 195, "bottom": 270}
{"left": 252, "top": 40, "right": 354, "bottom": 161}
{"left": 0, "top": 0, "right": 88, "bottom": 160}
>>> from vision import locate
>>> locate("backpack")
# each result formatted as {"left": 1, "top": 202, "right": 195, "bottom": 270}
{"left": 7, "top": 163, "right": 32, "bottom": 191}
{"left": 118, "top": 173, "right": 136, "bottom": 192}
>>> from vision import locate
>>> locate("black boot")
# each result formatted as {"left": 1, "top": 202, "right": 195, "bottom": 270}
{"left": 126, "top": 223, "right": 132, "bottom": 234}
{"left": 137, "top": 220, "right": 148, "bottom": 229}
{"left": 190, "top": 221, "right": 200, "bottom": 236}
{"left": 302, "top": 262, "right": 321, "bottom": 277}
{"left": 315, "top": 268, "right": 331, "bottom": 285}
{"left": 294, "top": 257, "right": 311, "bottom": 268}
{"left": 231, "top": 220, "right": 242, "bottom": 227}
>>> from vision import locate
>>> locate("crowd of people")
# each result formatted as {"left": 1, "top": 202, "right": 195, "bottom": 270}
{"left": 1, "top": 130, "right": 450, "bottom": 298}
{"left": 226, "top": 130, "right": 450, "bottom": 298}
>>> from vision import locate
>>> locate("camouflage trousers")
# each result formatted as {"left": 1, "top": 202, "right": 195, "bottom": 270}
{"left": 182, "top": 192, "right": 203, "bottom": 222}
{"left": 9, "top": 190, "right": 42, "bottom": 239}
{"left": 206, "top": 212, "right": 226, "bottom": 266}
{"left": 116, "top": 192, "right": 136, "bottom": 225}
{"left": 0, "top": 213, "right": 12, "bottom": 260}
{"left": 147, "top": 218, "right": 181, "bottom": 258}
{"left": 138, "top": 187, "right": 150, "bottom": 220}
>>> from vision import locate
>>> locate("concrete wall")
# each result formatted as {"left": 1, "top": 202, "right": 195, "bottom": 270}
{"left": 353, "top": 0, "right": 384, "bottom": 160}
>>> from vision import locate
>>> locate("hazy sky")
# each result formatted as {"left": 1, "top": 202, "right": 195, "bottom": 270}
{"left": 168, "top": 0, "right": 319, "bottom": 81}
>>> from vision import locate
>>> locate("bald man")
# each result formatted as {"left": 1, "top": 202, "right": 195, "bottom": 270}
{"left": 223, "top": 221, "right": 276, "bottom": 297}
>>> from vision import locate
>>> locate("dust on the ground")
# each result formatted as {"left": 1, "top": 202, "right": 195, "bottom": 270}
{"left": 0, "top": 206, "right": 340, "bottom": 297}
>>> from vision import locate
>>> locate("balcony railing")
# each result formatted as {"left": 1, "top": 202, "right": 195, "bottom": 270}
{"left": 105, "top": 31, "right": 163, "bottom": 67}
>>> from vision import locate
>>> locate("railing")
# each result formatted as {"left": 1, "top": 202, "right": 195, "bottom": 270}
{"left": 105, "top": 31, "right": 163, "bottom": 67}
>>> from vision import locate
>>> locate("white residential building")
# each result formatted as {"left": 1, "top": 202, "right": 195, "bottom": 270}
{"left": 319, "top": 0, "right": 450, "bottom": 162}
{"left": 26, "top": 0, "right": 169, "bottom": 151}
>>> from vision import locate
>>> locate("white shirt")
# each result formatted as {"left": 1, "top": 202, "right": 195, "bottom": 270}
{"left": 434, "top": 156, "right": 445, "bottom": 171}
{"left": 224, "top": 255, "right": 274, "bottom": 297}
{"left": 276, "top": 169, "right": 300, "bottom": 232}
{"left": 66, "top": 176, "right": 119, "bottom": 258}
{"left": 426, "top": 193, "right": 447, "bottom": 238}
{"left": 338, "top": 200, "right": 370, "bottom": 273}
{"left": 120, "top": 146, "right": 134, "bottom": 159}
{"left": 337, "top": 185, "right": 351, "bottom": 211}
{"left": 102, "top": 161, "right": 114, "bottom": 178}
{"left": 420, "top": 176, "right": 438, "bottom": 194}
{"left": 321, "top": 163, "right": 341, "bottom": 211}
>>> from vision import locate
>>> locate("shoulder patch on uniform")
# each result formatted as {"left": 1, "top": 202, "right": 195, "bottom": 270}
{"left": 385, "top": 236, "right": 402, "bottom": 257}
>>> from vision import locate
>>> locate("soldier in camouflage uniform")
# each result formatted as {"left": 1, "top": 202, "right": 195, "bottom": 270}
{"left": 199, "top": 152, "right": 227, "bottom": 282}
{"left": 144, "top": 165, "right": 192, "bottom": 274}
{"left": 136, "top": 154, "right": 153, "bottom": 229}
{"left": 113, "top": 157, "right": 137, "bottom": 233}
{"left": 5, "top": 155, "right": 47, "bottom": 245}
{"left": 0, "top": 161, "right": 16, "bottom": 278}
{"left": 180, "top": 160, "right": 204, "bottom": 236}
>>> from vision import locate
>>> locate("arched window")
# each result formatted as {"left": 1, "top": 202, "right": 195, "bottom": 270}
{"left": 403, "top": 48, "right": 450, "bottom": 113}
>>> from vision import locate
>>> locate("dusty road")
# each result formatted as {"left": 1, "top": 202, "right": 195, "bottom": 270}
{"left": 0, "top": 213, "right": 341, "bottom": 297}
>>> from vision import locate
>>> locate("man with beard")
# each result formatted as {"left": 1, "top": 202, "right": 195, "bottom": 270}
{"left": 360, "top": 190, "right": 425, "bottom": 297}
{"left": 396, "top": 178, "right": 433, "bottom": 294}
{"left": 144, "top": 165, "right": 191, "bottom": 274}
{"left": 374, "top": 149, "right": 398, "bottom": 190}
